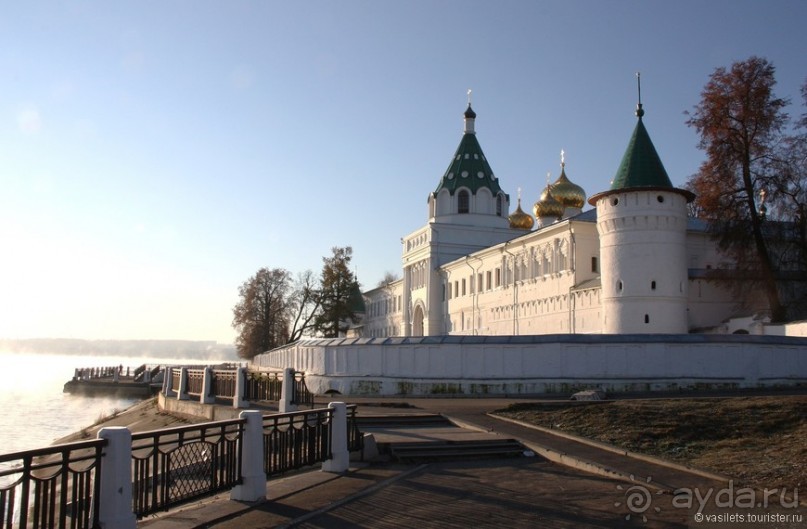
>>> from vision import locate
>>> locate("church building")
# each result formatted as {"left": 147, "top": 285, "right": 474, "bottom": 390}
{"left": 361, "top": 98, "right": 754, "bottom": 338}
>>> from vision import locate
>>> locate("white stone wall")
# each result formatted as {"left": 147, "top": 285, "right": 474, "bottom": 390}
{"left": 785, "top": 322, "right": 807, "bottom": 337}
{"left": 253, "top": 335, "right": 807, "bottom": 396}
{"left": 763, "top": 321, "right": 807, "bottom": 337}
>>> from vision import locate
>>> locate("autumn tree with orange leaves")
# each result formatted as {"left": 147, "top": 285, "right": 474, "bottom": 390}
{"left": 686, "top": 56, "right": 806, "bottom": 322}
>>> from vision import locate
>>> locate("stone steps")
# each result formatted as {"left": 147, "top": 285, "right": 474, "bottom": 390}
{"left": 388, "top": 439, "right": 526, "bottom": 463}
{"left": 355, "top": 413, "right": 453, "bottom": 429}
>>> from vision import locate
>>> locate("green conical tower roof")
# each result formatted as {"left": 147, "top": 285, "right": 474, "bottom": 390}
{"left": 610, "top": 109, "right": 673, "bottom": 190}
{"left": 347, "top": 281, "right": 366, "bottom": 314}
{"left": 589, "top": 102, "right": 694, "bottom": 205}
{"left": 433, "top": 104, "right": 506, "bottom": 197}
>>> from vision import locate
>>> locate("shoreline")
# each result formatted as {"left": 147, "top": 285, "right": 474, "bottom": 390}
{"left": 53, "top": 397, "right": 207, "bottom": 446}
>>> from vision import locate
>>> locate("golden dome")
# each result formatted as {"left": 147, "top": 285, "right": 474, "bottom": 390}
{"left": 533, "top": 185, "right": 564, "bottom": 220}
{"left": 508, "top": 198, "right": 534, "bottom": 230}
{"left": 550, "top": 164, "right": 586, "bottom": 210}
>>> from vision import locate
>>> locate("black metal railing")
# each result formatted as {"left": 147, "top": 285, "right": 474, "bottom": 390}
{"left": 262, "top": 408, "right": 333, "bottom": 477}
{"left": 185, "top": 369, "right": 205, "bottom": 398}
{"left": 132, "top": 364, "right": 147, "bottom": 380}
{"left": 170, "top": 367, "right": 315, "bottom": 409}
{"left": 244, "top": 371, "right": 283, "bottom": 402}
{"left": 0, "top": 399, "right": 364, "bottom": 527}
{"left": 210, "top": 370, "right": 236, "bottom": 400}
{"left": 346, "top": 404, "right": 364, "bottom": 452}
{"left": 133, "top": 364, "right": 162, "bottom": 383}
{"left": 171, "top": 369, "right": 182, "bottom": 394}
{"left": 291, "top": 372, "right": 315, "bottom": 407}
{"left": 131, "top": 419, "right": 244, "bottom": 518}
{"left": 72, "top": 366, "right": 128, "bottom": 380}
{"left": 0, "top": 439, "right": 106, "bottom": 529}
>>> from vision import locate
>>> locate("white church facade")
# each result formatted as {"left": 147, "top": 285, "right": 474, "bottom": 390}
{"left": 360, "top": 101, "right": 755, "bottom": 339}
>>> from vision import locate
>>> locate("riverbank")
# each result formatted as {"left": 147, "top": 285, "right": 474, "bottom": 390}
{"left": 52, "top": 397, "right": 208, "bottom": 445}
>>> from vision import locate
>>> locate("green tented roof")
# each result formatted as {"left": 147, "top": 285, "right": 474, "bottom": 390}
{"left": 433, "top": 110, "right": 505, "bottom": 197}
{"left": 348, "top": 282, "right": 366, "bottom": 313}
{"left": 610, "top": 117, "right": 673, "bottom": 190}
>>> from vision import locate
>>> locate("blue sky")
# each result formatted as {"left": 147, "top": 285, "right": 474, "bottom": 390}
{"left": 1, "top": 1, "right": 805, "bottom": 344}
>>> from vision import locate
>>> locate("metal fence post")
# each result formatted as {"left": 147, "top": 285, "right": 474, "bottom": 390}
{"left": 322, "top": 402, "right": 349, "bottom": 473}
{"left": 279, "top": 367, "right": 297, "bottom": 413}
{"left": 230, "top": 410, "right": 266, "bottom": 502}
{"left": 96, "top": 427, "right": 136, "bottom": 529}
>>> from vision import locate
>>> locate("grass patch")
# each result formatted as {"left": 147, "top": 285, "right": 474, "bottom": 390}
{"left": 495, "top": 396, "right": 806, "bottom": 491}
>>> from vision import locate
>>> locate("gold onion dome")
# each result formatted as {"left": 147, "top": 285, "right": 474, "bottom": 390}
{"left": 550, "top": 152, "right": 586, "bottom": 209}
{"left": 509, "top": 198, "right": 534, "bottom": 230}
{"left": 533, "top": 184, "right": 564, "bottom": 219}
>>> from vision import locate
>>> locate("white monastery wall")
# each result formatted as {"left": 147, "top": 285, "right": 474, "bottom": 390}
{"left": 750, "top": 321, "right": 807, "bottom": 337}
{"left": 253, "top": 335, "right": 807, "bottom": 396}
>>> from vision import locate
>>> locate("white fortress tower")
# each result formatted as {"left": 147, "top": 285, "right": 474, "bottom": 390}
{"left": 588, "top": 96, "right": 695, "bottom": 334}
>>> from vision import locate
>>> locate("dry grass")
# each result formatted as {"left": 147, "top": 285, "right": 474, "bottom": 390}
{"left": 495, "top": 396, "right": 807, "bottom": 491}
{"left": 54, "top": 397, "right": 199, "bottom": 445}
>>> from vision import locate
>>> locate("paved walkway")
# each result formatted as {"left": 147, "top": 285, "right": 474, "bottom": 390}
{"left": 138, "top": 397, "right": 802, "bottom": 529}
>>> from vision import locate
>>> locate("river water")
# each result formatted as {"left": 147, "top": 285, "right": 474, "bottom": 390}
{"left": 0, "top": 351, "right": 228, "bottom": 455}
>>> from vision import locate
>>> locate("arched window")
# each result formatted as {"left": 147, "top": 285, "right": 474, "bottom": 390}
{"left": 496, "top": 194, "right": 503, "bottom": 216}
{"left": 458, "top": 190, "right": 470, "bottom": 214}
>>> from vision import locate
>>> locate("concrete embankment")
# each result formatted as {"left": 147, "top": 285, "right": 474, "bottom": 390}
{"left": 52, "top": 397, "right": 207, "bottom": 445}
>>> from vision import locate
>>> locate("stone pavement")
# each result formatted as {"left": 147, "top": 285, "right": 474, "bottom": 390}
{"left": 137, "top": 397, "right": 802, "bottom": 529}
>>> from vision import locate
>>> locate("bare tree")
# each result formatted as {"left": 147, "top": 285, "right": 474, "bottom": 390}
{"left": 377, "top": 271, "right": 400, "bottom": 288}
{"left": 287, "top": 270, "right": 322, "bottom": 342}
